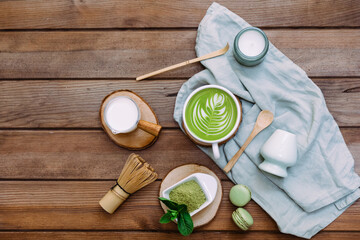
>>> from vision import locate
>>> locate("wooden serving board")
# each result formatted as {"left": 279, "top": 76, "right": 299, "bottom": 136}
{"left": 99, "top": 90, "right": 160, "bottom": 150}
{"left": 159, "top": 164, "right": 223, "bottom": 228}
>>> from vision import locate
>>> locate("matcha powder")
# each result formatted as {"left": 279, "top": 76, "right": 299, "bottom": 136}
{"left": 169, "top": 180, "right": 207, "bottom": 213}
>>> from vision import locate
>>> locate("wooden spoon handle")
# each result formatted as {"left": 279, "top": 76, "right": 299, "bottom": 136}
{"left": 137, "top": 120, "right": 162, "bottom": 137}
{"left": 223, "top": 128, "right": 261, "bottom": 173}
{"left": 136, "top": 43, "right": 229, "bottom": 81}
{"left": 223, "top": 110, "right": 274, "bottom": 173}
{"left": 136, "top": 60, "right": 190, "bottom": 81}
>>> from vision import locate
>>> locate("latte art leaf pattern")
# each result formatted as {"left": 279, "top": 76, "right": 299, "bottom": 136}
{"left": 192, "top": 93, "right": 233, "bottom": 136}
{"left": 185, "top": 88, "right": 238, "bottom": 141}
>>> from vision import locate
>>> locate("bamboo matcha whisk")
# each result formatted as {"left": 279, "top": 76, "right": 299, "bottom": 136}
{"left": 99, "top": 153, "right": 158, "bottom": 214}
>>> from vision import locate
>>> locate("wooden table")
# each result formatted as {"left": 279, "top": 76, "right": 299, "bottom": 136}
{"left": 0, "top": 1, "right": 359, "bottom": 239}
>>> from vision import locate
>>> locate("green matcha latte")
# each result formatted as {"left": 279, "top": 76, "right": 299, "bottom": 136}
{"left": 185, "top": 88, "right": 238, "bottom": 141}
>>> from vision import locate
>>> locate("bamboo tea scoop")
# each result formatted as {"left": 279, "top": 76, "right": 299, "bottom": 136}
{"left": 136, "top": 43, "right": 229, "bottom": 81}
{"left": 223, "top": 110, "right": 274, "bottom": 173}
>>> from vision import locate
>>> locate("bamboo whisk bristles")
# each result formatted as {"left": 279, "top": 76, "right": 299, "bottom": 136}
{"left": 118, "top": 153, "right": 158, "bottom": 194}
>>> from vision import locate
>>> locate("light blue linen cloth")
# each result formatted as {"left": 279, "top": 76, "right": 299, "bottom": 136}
{"left": 173, "top": 2, "right": 360, "bottom": 238}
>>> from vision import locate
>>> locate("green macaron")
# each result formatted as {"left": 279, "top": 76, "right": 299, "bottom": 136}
{"left": 232, "top": 208, "right": 254, "bottom": 231}
{"left": 229, "top": 184, "right": 251, "bottom": 207}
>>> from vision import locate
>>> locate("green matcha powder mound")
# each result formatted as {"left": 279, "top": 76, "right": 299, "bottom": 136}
{"left": 169, "top": 180, "right": 207, "bottom": 213}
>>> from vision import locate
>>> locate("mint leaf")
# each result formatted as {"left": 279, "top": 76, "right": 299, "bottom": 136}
{"left": 158, "top": 197, "right": 179, "bottom": 210}
{"left": 158, "top": 198, "right": 193, "bottom": 236}
{"left": 168, "top": 209, "right": 178, "bottom": 221}
{"left": 160, "top": 212, "right": 172, "bottom": 224}
{"left": 177, "top": 204, "right": 188, "bottom": 213}
{"left": 177, "top": 211, "right": 194, "bottom": 236}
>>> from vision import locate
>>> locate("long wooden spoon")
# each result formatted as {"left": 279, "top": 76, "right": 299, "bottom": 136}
{"left": 223, "top": 110, "right": 274, "bottom": 173}
{"left": 136, "top": 43, "right": 229, "bottom": 81}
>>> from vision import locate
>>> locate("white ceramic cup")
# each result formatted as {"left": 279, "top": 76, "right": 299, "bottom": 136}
{"left": 103, "top": 96, "right": 161, "bottom": 136}
{"left": 182, "top": 85, "right": 241, "bottom": 159}
{"left": 259, "top": 129, "right": 297, "bottom": 178}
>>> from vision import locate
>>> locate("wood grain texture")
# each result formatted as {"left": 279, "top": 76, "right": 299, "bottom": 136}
{"left": 0, "top": 231, "right": 359, "bottom": 240}
{"left": 0, "top": 30, "right": 359, "bottom": 79}
{"left": 0, "top": 78, "right": 359, "bottom": 128}
{"left": 0, "top": 181, "right": 359, "bottom": 231}
{"left": 0, "top": 129, "right": 225, "bottom": 180}
{"left": 0, "top": 0, "right": 359, "bottom": 238}
{"left": 0, "top": 0, "right": 359, "bottom": 29}
{"left": 0, "top": 129, "right": 358, "bottom": 180}
{"left": 0, "top": 80, "right": 180, "bottom": 128}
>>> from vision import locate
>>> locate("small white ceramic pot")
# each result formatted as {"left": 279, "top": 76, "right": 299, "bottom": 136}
{"left": 162, "top": 173, "right": 218, "bottom": 217}
{"left": 259, "top": 129, "right": 297, "bottom": 178}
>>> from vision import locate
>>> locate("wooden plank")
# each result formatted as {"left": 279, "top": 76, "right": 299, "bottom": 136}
{"left": 0, "top": 129, "right": 358, "bottom": 180}
{"left": 0, "top": 78, "right": 359, "bottom": 129}
{"left": 0, "top": 181, "right": 359, "bottom": 231}
{"left": 0, "top": 231, "right": 359, "bottom": 240}
{"left": 0, "top": 30, "right": 359, "bottom": 79}
{"left": 0, "top": 129, "right": 225, "bottom": 180}
{"left": 0, "top": 80, "right": 180, "bottom": 129}
{"left": 316, "top": 78, "right": 360, "bottom": 127}
{"left": 0, "top": 0, "right": 359, "bottom": 29}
